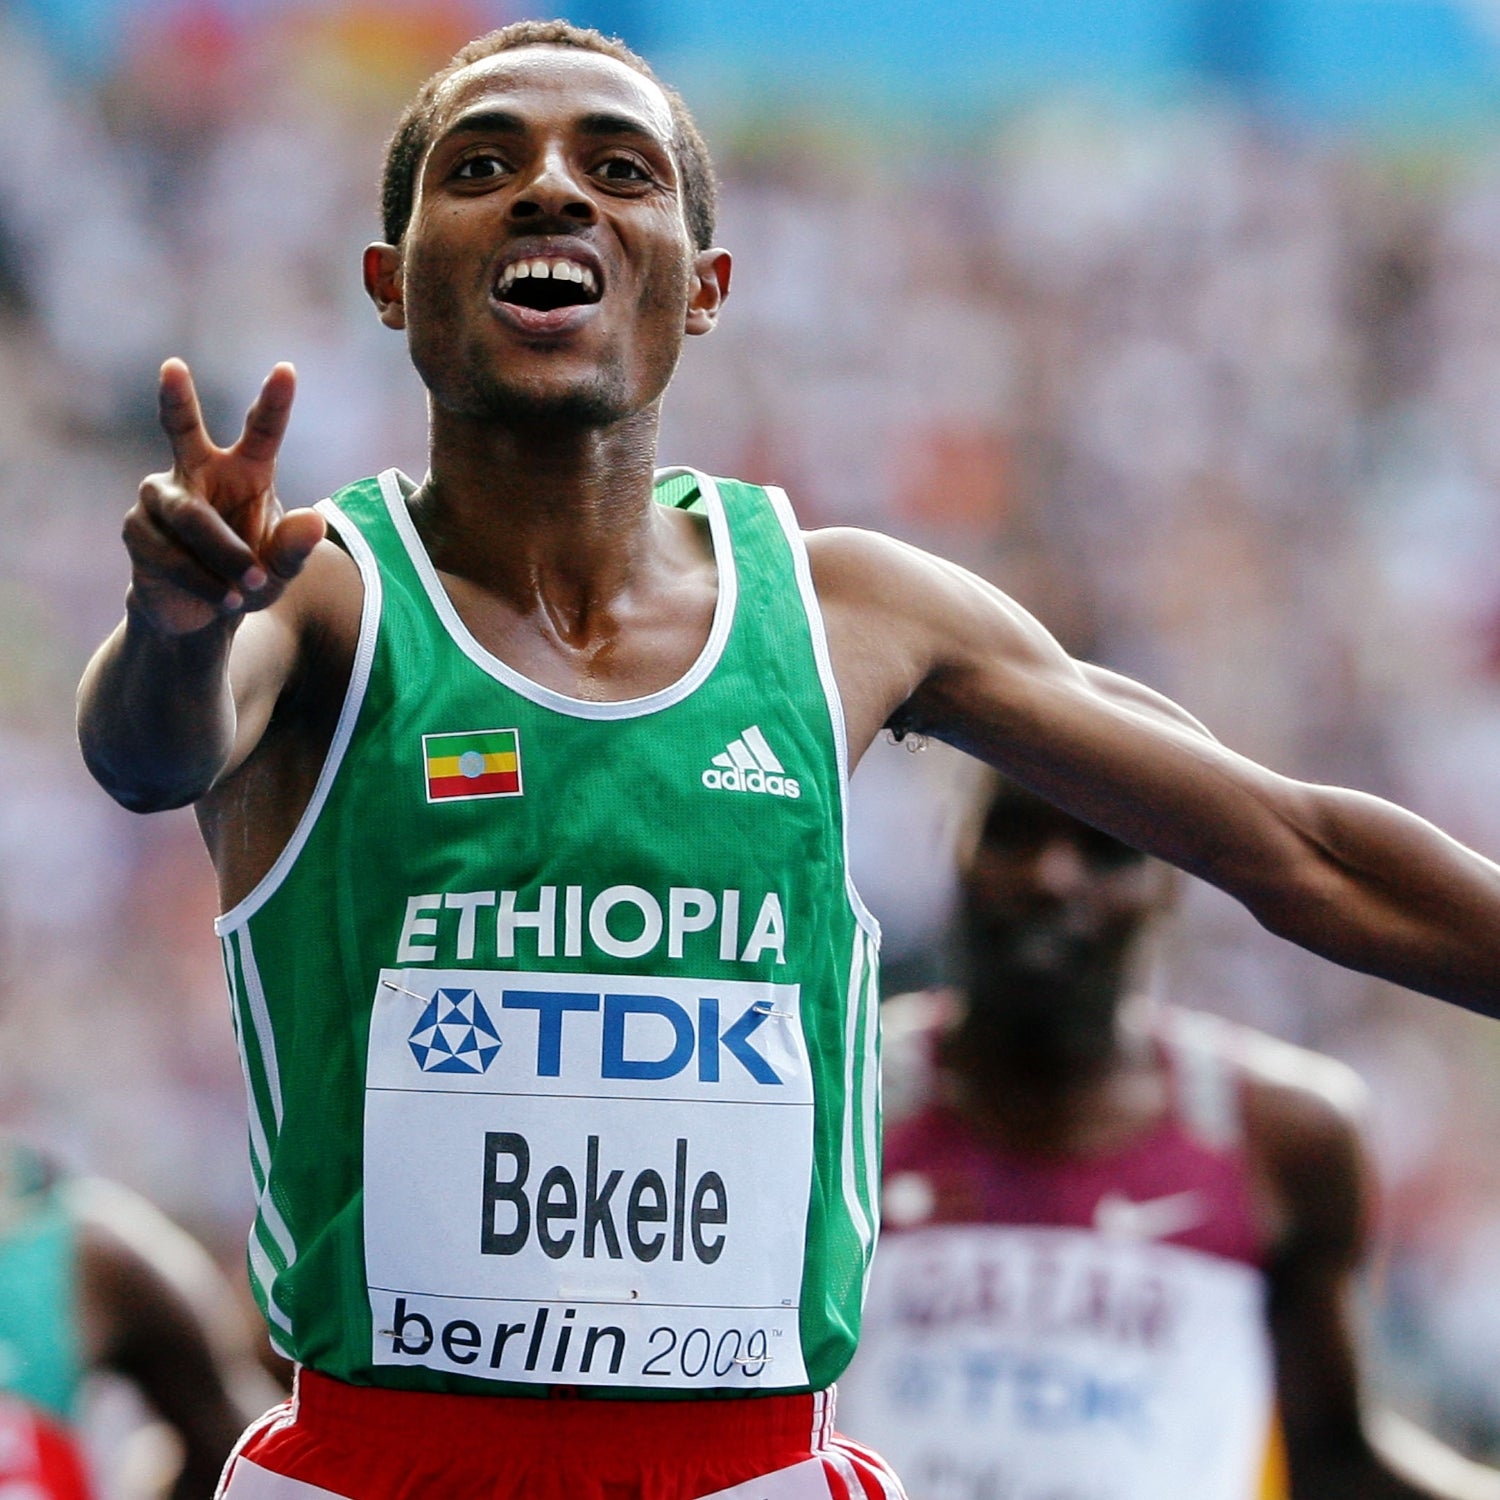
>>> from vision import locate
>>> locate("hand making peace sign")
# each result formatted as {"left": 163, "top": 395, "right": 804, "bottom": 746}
{"left": 124, "top": 359, "right": 327, "bottom": 637}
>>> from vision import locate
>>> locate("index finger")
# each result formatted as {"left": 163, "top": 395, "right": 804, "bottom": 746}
{"left": 157, "top": 358, "right": 215, "bottom": 475}
{"left": 235, "top": 362, "right": 297, "bottom": 467}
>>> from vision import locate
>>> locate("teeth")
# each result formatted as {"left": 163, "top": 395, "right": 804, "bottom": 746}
{"left": 496, "top": 258, "right": 600, "bottom": 296}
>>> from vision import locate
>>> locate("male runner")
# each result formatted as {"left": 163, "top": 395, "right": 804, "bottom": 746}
{"left": 73, "top": 18, "right": 1500, "bottom": 1500}
{"left": 837, "top": 775, "right": 1500, "bottom": 1500}
{"left": 0, "top": 1136, "right": 255, "bottom": 1498}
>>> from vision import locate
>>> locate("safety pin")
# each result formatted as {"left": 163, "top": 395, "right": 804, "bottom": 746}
{"left": 381, "top": 980, "right": 431, "bottom": 1003}
{"left": 752, "top": 1001, "right": 795, "bottom": 1018}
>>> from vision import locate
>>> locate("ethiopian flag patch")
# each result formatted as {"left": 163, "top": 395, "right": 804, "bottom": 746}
{"left": 423, "top": 728, "right": 523, "bottom": 802}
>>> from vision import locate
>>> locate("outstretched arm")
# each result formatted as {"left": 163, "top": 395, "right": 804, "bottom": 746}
{"left": 811, "top": 527, "right": 1500, "bottom": 1015}
{"left": 76, "top": 360, "right": 325, "bottom": 812}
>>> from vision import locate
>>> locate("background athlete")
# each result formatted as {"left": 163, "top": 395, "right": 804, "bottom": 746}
{"left": 73, "top": 17, "right": 1500, "bottom": 1500}
{"left": 0, "top": 1135, "right": 259, "bottom": 1499}
{"left": 838, "top": 774, "right": 1500, "bottom": 1500}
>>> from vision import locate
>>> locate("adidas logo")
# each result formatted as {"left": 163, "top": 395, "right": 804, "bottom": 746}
{"left": 702, "top": 726, "right": 802, "bottom": 799}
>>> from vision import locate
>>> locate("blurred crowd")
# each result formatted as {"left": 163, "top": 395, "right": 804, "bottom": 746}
{"left": 2, "top": 0, "right": 1500, "bottom": 1478}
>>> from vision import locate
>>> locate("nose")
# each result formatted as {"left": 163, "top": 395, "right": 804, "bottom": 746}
{"left": 507, "top": 144, "right": 597, "bottom": 227}
{"left": 1029, "top": 838, "right": 1091, "bottom": 898}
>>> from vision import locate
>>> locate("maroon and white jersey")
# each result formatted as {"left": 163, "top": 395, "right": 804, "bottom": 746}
{"left": 837, "top": 1001, "right": 1283, "bottom": 1500}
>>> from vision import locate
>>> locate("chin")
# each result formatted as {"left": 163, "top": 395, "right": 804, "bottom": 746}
{"left": 500, "top": 384, "right": 631, "bottom": 426}
{"left": 414, "top": 333, "right": 632, "bottom": 426}
{"left": 439, "top": 372, "right": 635, "bottom": 428}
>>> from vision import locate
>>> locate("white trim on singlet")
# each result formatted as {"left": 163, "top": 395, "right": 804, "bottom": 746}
{"left": 221, "top": 929, "right": 297, "bottom": 1342}
{"left": 1162, "top": 1008, "right": 1243, "bottom": 1152}
{"left": 858, "top": 933, "right": 883, "bottom": 1291}
{"left": 224, "top": 975, "right": 292, "bottom": 1262}
{"left": 761, "top": 485, "right": 881, "bottom": 944}
{"left": 758, "top": 483, "right": 885, "bottom": 1289}
{"left": 247, "top": 1227, "right": 295, "bottom": 1345}
{"left": 381, "top": 466, "right": 739, "bottom": 721}
{"left": 838, "top": 927, "right": 878, "bottom": 1268}
{"left": 215, "top": 498, "right": 383, "bottom": 934}
{"left": 234, "top": 929, "right": 284, "bottom": 1121}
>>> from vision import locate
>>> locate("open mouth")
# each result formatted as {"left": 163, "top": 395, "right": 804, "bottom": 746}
{"left": 495, "top": 257, "right": 602, "bottom": 312}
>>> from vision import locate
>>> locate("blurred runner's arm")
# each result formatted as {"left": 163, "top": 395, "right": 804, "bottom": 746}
{"left": 1251, "top": 1079, "right": 1500, "bottom": 1500}
{"left": 71, "top": 1179, "right": 272, "bottom": 1500}
{"left": 76, "top": 360, "right": 325, "bottom": 812}
{"left": 810, "top": 526, "right": 1500, "bottom": 1015}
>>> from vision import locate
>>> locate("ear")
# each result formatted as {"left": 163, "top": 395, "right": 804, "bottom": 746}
{"left": 363, "top": 243, "right": 406, "bottom": 330}
{"left": 685, "top": 248, "right": 732, "bottom": 337}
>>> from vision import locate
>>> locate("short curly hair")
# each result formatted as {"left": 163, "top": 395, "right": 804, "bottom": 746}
{"left": 380, "top": 20, "right": 717, "bottom": 252}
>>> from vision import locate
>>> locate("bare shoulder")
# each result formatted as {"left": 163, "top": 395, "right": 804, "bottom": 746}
{"left": 1165, "top": 1005, "right": 1365, "bottom": 1148}
{"left": 65, "top": 1175, "right": 239, "bottom": 1363}
{"left": 802, "top": 526, "right": 1053, "bottom": 763}
{"left": 66, "top": 1175, "right": 227, "bottom": 1304}
{"left": 1208, "top": 1017, "right": 1370, "bottom": 1250}
{"left": 220, "top": 531, "right": 363, "bottom": 741}
{"left": 802, "top": 524, "right": 926, "bottom": 588}
{"left": 803, "top": 529, "right": 930, "bottom": 764}
{"left": 803, "top": 525, "right": 1005, "bottom": 618}
{"left": 1234, "top": 1025, "right": 1368, "bottom": 1149}
{"left": 279, "top": 531, "right": 364, "bottom": 656}
{"left": 197, "top": 533, "right": 365, "bottom": 906}
{"left": 1162, "top": 1007, "right": 1369, "bottom": 1253}
{"left": 879, "top": 988, "right": 962, "bottom": 1125}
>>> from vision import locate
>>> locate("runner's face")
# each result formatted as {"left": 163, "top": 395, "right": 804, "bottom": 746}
{"left": 960, "top": 793, "right": 1168, "bottom": 986}
{"left": 377, "top": 49, "right": 720, "bottom": 424}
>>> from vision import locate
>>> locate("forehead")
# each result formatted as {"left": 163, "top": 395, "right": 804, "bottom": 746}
{"left": 976, "top": 796, "right": 1145, "bottom": 866}
{"left": 979, "top": 794, "right": 1086, "bottom": 843}
{"left": 431, "top": 46, "right": 676, "bottom": 146}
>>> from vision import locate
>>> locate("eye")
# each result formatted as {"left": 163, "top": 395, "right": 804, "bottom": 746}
{"left": 453, "top": 152, "right": 509, "bottom": 182}
{"left": 1079, "top": 830, "right": 1146, "bottom": 870}
{"left": 595, "top": 154, "right": 651, "bottom": 184}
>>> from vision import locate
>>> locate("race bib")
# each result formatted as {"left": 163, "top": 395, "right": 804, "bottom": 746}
{"left": 363, "top": 969, "right": 815, "bottom": 1389}
{"left": 837, "top": 1225, "right": 1275, "bottom": 1500}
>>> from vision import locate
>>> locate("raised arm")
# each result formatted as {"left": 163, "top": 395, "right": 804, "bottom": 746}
{"left": 810, "top": 527, "right": 1500, "bottom": 1015}
{"left": 76, "top": 360, "right": 325, "bottom": 812}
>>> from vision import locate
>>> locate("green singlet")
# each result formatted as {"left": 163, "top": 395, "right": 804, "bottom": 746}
{"left": 215, "top": 469, "right": 883, "bottom": 1397}
{"left": 0, "top": 1142, "right": 81, "bottom": 1420}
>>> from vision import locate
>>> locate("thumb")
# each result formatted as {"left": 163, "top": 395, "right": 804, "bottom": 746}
{"left": 262, "top": 507, "right": 327, "bottom": 583}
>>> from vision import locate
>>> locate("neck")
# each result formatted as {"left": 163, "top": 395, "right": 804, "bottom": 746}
{"left": 943, "top": 960, "right": 1146, "bottom": 1147}
{"left": 954, "top": 1006, "right": 1124, "bottom": 1095}
{"left": 415, "top": 402, "right": 665, "bottom": 609}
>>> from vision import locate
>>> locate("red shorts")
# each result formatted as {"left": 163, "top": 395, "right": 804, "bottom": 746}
{"left": 217, "top": 1370, "right": 904, "bottom": 1500}
{"left": 0, "top": 1397, "right": 93, "bottom": 1500}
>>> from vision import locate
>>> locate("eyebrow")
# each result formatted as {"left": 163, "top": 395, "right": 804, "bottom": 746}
{"left": 437, "top": 108, "right": 671, "bottom": 152}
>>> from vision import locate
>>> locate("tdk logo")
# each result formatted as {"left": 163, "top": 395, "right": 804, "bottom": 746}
{"left": 408, "top": 988, "right": 502, "bottom": 1075}
{"left": 480, "top": 989, "right": 784, "bottom": 1086}
{"left": 701, "top": 725, "right": 801, "bottom": 799}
